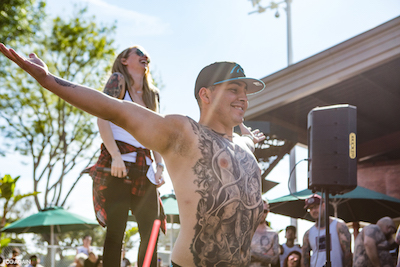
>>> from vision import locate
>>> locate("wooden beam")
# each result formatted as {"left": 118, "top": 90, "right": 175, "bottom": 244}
{"left": 358, "top": 130, "right": 400, "bottom": 161}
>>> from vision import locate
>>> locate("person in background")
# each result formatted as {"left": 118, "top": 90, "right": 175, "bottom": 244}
{"left": 283, "top": 251, "right": 301, "bottom": 267}
{"left": 353, "top": 216, "right": 397, "bottom": 267}
{"left": 88, "top": 45, "right": 165, "bottom": 267}
{"left": 84, "top": 252, "right": 98, "bottom": 267}
{"left": 6, "top": 248, "right": 21, "bottom": 267}
{"left": 76, "top": 235, "right": 92, "bottom": 256}
{"left": 121, "top": 249, "right": 131, "bottom": 267}
{"left": 26, "top": 255, "right": 44, "bottom": 267}
{"left": 250, "top": 200, "right": 280, "bottom": 267}
{"left": 279, "top": 225, "right": 301, "bottom": 267}
{"left": 157, "top": 258, "right": 163, "bottom": 267}
{"left": 95, "top": 256, "right": 103, "bottom": 267}
{"left": 69, "top": 253, "right": 88, "bottom": 267}
{"left": 302, "top": 194, "right": 352, "bottom": 267}
{"left": 0, "top": 256, "right": 5, "bottom": 267}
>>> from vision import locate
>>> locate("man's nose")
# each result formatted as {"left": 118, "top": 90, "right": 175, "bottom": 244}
{"left": 238, "top": 91, "right": 248, "bottom": 102}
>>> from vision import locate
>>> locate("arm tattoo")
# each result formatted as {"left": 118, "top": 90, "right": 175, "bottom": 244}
{"left": 54, "top": 77, "right": 77, "bottom": 88}
{"left": 302, "top": 231, "right": 311, "bottom": 267}
{"left": 354, "top": 225, "right": 390, "bottom": 267}
{"left": 103, "top": 73, "right": 123, "bottom": 98}
{"left": 338, "top": 223, "right": 352, "bottom": 267}
{"left": 251, "top": 232, "right": 280, "bottom": 264}
{"left": 271, "top": 233, "right": 280, "bottom": 264}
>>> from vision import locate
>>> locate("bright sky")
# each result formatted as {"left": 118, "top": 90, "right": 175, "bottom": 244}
{"left": 1, "top": 0, "right": 399, "bottom": 256}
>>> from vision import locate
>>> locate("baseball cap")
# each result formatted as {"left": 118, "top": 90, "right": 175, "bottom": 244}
{"left": 194, "top": 62, "right": 265, "bottom": 100}
{"left": 304, "top": 194, "right": 322, "bottom": 209}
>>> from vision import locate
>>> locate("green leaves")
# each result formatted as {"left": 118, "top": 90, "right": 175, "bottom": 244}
{"left": 0, "top": 174, "right": 19, "bottom": 200}
{"left": 124, "top": 226, "right": 139, "bottom": 248}
{"left": 0, "top": 4, "right": 117, "bottom": 211}
{"left": 0, "top": 174, "right": 40, "bottom": 230}
{"left": 46, "top": 7, "right": 116, "bottom": 83}
{"left": 0, "top": 0, "right": 46, "bottom": 48}
{"left": 0, "top": 237, "right": 12, "bottom": 253}
{"left": 13, "top": 192, "right": 41, "bottom": 204}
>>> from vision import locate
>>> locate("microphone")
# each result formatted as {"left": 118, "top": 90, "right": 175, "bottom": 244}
{"left": 96, "top": 167, "right": 130, "bottom": 180}
{"left": 95, "top": 167, "right": 111, "bottom": 173}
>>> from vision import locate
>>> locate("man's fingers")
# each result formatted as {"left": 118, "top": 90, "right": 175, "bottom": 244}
{"left": 0, "top": 44, "right": 16, "bottom": 62}
{"left": 9, "top": 48, "right": 23, "bottom": 60}
{"left": 8, "top": 48, "right": 29, "bottom": 69}
{"left": 1, "top": 46, "right": 41, "bottom": 74}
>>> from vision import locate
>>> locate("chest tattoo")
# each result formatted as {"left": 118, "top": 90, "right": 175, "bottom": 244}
{"left": 189, "top": 120, "right": 263, "bottom": 266}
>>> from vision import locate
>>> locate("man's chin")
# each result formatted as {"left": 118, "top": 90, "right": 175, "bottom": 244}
{"left": 233, "top": 117, "right": 244, "bottom": 126}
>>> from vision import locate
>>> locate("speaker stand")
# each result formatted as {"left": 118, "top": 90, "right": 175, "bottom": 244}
{"left": 324, "top": 189, "right": 331, "bottom": 267}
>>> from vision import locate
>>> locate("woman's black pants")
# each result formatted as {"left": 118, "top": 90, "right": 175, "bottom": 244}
{"left": 102, "top": 166, "right": 159, "bottom": 267}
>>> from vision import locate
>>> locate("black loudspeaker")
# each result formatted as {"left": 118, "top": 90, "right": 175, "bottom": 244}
{"left": 308, "top": 104, "right": 357, "bottom": 195}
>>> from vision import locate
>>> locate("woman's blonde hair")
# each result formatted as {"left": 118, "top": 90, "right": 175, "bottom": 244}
{"left": 111, "top": 46, "right": 160, "bottom": 112}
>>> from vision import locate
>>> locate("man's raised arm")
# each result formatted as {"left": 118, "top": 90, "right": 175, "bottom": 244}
{"left": 0, "top": 44, "right": 178, "bottom": 154}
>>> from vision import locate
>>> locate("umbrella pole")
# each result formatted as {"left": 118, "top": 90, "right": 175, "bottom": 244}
{"left": 324, "top": 189, "right": 331, "bottom": 267}
{"left": 170, "top": 214, "right": 174, "bottom": 265}
{"left": 170, "top": 215, "right": 174, "bottom": 248}
{"left": 51, "top": 225, "right": 55, "bottom": 267}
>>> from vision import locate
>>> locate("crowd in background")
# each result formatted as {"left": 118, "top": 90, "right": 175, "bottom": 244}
{"left": 248, "top": 195, "right": 400, "bottom": 267}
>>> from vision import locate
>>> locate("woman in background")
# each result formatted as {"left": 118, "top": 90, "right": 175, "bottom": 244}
{"left": 90, "top": 45, "right": 164, "bottom": 267}
{"left": 283, "top": 251, "right": 301, "bottom": 267}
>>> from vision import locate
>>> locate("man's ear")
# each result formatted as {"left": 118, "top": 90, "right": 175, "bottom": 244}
{"left": 198, "top": 87, "right": 211, "bottom": 104}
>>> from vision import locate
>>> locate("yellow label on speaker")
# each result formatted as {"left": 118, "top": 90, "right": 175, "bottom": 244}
{"left": 349, "top": 133, "right": 356, "bottom": 159}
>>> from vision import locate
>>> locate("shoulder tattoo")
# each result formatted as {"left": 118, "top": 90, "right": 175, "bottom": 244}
{"left": 364, "top": 225, "right": 383, "bottom": 241}
{"left": 104, "top": 73, "right": 124, "bottom": 98}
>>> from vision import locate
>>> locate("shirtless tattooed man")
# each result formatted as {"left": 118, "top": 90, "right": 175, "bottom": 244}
{"left": 0, "top": 44, "right": 267, "bottom": 267}
{"left": 353, "top": 216, "right": 397, "bottom": 267}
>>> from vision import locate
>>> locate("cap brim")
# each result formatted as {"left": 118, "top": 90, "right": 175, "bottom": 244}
{"left": 213, "top": 77, "right": 265, "bottom": 95}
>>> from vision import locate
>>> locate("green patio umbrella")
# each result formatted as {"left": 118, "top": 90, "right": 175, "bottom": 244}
{"left": 160, "top": 194, "right": 179, "bottom": 224}
{"left": 128, "top": 194, "right": 180, "bottom": 249}
{"left": 128, "top": 193, "right": 180, "bottom": 223}
{"left": 1, "top": 206, "right": 99, "bottom": 267}
{"left": 160, "top": 194, "right": 179, "bottom": 250}
{"left": 268, "top": 186, "right": 400, "bottom": 223}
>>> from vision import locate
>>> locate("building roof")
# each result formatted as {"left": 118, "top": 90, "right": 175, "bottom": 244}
{"left": 246, "top": 16, "right": 400, "bottom": 163}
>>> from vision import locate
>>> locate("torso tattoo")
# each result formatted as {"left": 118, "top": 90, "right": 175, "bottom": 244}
{"left": 189, "top": 119, "right": 263, "bottom": 266}
{"left": 353, "top": 224, "right": 394, "bottom": 267}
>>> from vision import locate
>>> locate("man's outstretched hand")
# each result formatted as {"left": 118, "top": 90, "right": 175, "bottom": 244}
{"left": 0, "top": 43, "right": 50, "bottom": 86}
